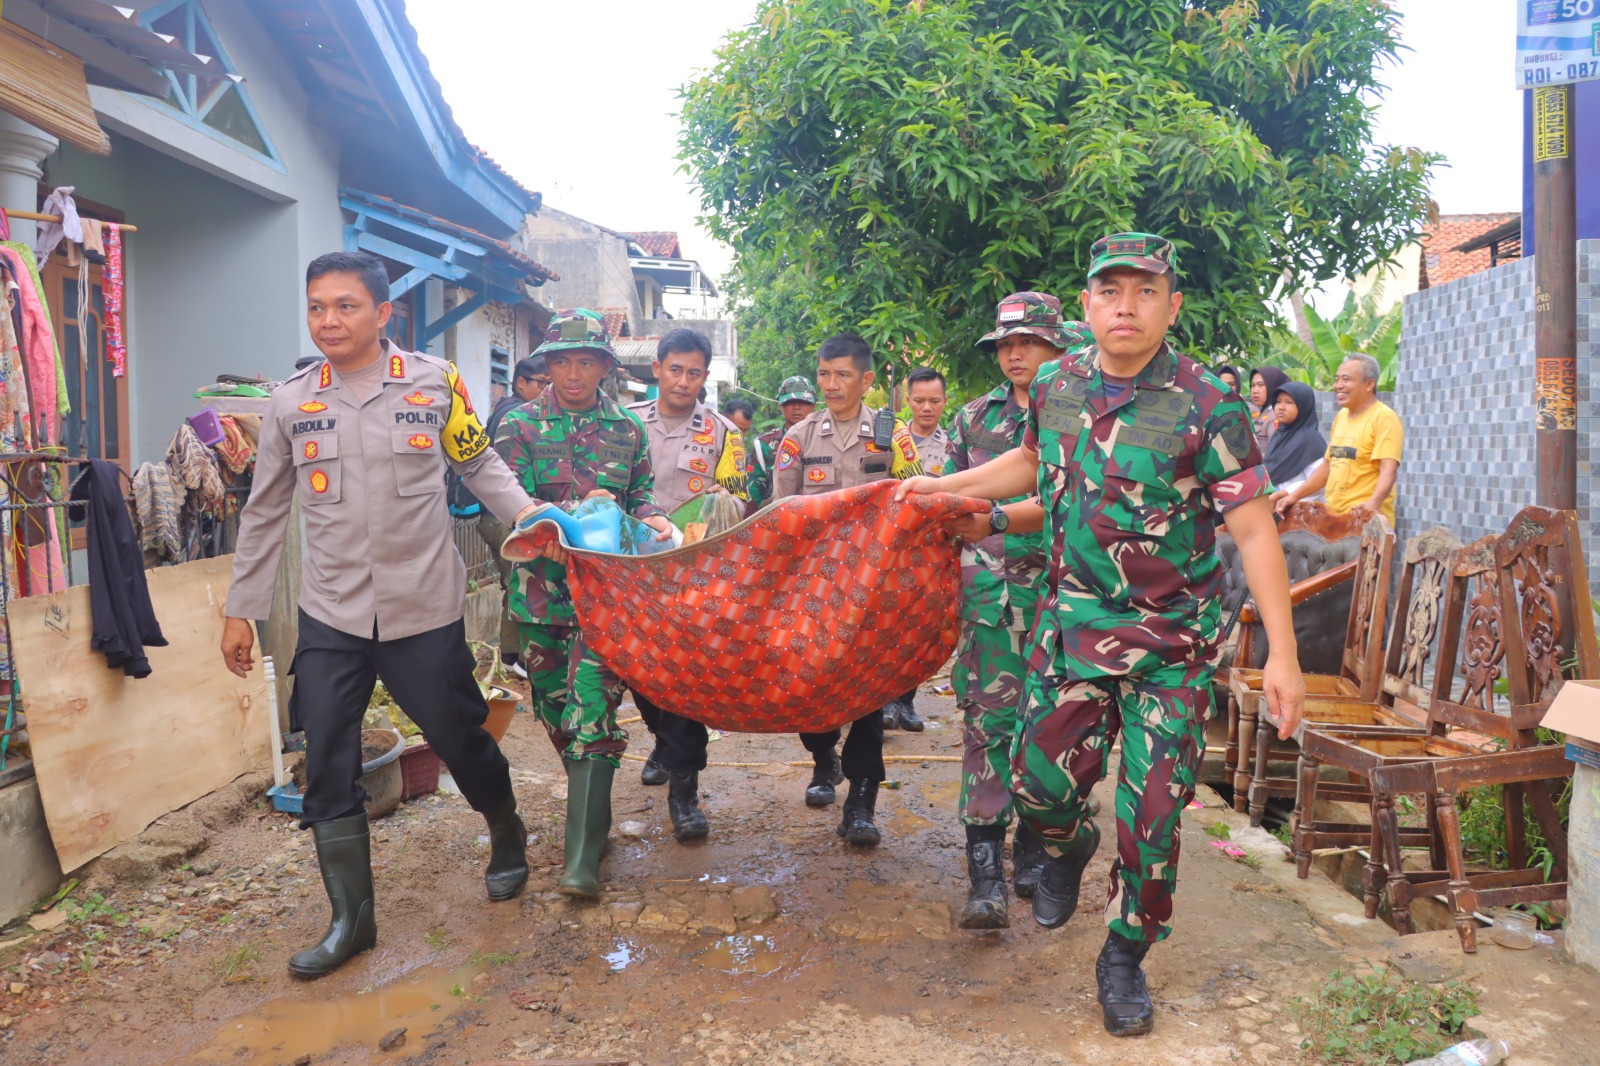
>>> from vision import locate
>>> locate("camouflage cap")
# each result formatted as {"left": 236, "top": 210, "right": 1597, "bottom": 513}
{"left": 776, "top": 376, "right": 817, "bottom": 405}
{"left": 977, "top": 292, "right": 1089, "bottom": 352}
{"left": 533, "top": 308, "right": 616, "bottom": 361}
{"left": 1086, "top": 232, "right": 1177, "bottom": 279}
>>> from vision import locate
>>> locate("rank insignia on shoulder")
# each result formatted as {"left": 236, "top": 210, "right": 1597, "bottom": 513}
{"left": 403, "top": 391, "right": 433, "bottom": 406}
{"left": 303, "top": 441, "right": 319, "bottom": 460}
{"left": 298, "top": 401, "right": 328, "bottom": 413}
{"left": 388, "top": 355, "right": 406, "bottom": 379}
{"left": 408, "top": 434, "right": 434, "bottom": 450}
{"left": 309, "top": 470, "right": 329, "bottom": 494}
{"left": 318, "top": 363, "right": 332, "bottom": 389}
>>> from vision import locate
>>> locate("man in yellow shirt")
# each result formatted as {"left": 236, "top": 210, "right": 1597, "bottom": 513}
{"left": 1273, "top": 353, "right": 1401, "bottom": 523}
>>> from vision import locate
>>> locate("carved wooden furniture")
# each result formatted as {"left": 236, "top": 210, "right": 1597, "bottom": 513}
{"left": 1288, "top": 530, "right": 1475, "bottom": 886}
{"left": 1219, "top": 502, "right": 1369, "bottom": 811}
{"left": 1365, "top": 507, "right": 1599, "bottom": 951}
{"left": 1231, "top": 514, "right": 1395, "bottom": 825}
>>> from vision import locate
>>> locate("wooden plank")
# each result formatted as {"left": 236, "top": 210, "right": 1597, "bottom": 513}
{"left": 9, "top": 557, "right": 270, "bottom": 871}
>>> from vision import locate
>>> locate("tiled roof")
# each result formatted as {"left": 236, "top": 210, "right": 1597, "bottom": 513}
{"left": 1419, "top": 213, "right": 1520, "bottom": 289}
{"left": 625, "top": 231, "right": 682, "bottom": 258}
{"left": 598, "top": 307, "right": 631, "bottom": 340}
{"left": 612, "top": 338, "right": 659, "bottom": 367}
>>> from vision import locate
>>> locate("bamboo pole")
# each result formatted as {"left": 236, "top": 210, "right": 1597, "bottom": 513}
{"left": 5, "top": 209, "right": 138, "bottom": 233}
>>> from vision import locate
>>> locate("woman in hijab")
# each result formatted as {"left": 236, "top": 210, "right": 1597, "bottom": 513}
{"left": 1263, "top": 380, "right": 1327, "bottom": 496}
{"left": 1214, "top": 366, "right": 1245, "bottom": 397}
{"left": 1248, "top": 366, "right": 1289, "bottom": 450}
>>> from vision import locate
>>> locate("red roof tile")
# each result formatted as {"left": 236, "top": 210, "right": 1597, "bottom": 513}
{"left": 1419, "top": 213, "right": 1520, "bottom": 289}
{"left": 598, "top": 307, "right": 631, "bottom": 340}
{"left": 625, "top": 231, "right": 682, "bottom": 258}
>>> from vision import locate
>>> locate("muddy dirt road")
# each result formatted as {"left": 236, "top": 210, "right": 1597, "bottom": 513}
{"left": 4, "top": 685, "right": 1599, "bottom": 1065}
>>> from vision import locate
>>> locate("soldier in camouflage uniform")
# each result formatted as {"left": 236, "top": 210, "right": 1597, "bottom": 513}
{"left": 744, "top": 375, "right": 817, "bottom": 509}
{"left": 495, "top": 308, "right": 674, "bottom": 899}
{"left": 945, "top": 294, "right": 1091, "bottom": 930}
{"left": 771, "top": 334, "right": 922, "bottom": 847}
{"left": 899, "top": 234, "right": 1303, "bottom": 1037}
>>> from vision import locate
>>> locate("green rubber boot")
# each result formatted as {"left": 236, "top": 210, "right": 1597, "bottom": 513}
{"left": 557, "top": 759, "right": 615, "bottom": 899}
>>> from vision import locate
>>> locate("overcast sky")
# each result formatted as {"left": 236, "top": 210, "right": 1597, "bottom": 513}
{"left": 406, "top": 0, "right": 1525, "bottom": 286}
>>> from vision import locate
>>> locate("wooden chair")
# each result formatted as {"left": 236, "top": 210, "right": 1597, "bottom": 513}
{"left": 1220, "top": 502, "right": 1369, "bottom": 812}
{"left": 1289, "top": 530, "right": 1477, "bottom": 887}
{"left": 1366, "top": 506, "right": 1599, "bottom": 951}
{"left": 1231, "top": 514, "right": 1396, "bottom": 825}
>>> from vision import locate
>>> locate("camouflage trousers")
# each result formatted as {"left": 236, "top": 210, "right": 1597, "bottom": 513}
{"left": 951, "top": 621, "right": 1029, "bottom": 826}
{"left": 518, "top": 623, "right": 628, "bottom": 766}
{"left": 1012, "top": 659, "right": 1211, "bottom": 944}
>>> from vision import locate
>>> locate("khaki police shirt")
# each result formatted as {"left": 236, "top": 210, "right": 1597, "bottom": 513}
{"left": 625, "top": 399, "right": 748, "bottom": 515}
{"left": 911, "top": 426, "right": 953, "bottom": 476}
{"left": 769, "top": 403, "right": 922, "bottom": 499}
{"left": 227, "top": 341, "right": 532, "bottom": 641}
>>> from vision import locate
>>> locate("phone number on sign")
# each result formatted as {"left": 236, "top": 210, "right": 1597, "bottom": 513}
{"left": 1522, "top": 59, "right": 1600, "bottom": 86}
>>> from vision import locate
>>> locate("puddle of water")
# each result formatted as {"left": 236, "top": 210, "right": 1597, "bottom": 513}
{"left": 921, "top": 780, "right": 961, "bottom": 809}
{"left": 604, "top": 939, "right": 638, "bottom": 971}
{"left": 696, "top": 934, "right": 784, "bottom": 976}
{"left": 697, "top": 873, "right": 730, "bottom": 884}
{"left": 193, "top": 963, "right": 482, "bottom": 1066}
{"left": 892, "top": 805, "right": 936, "bottom": 834}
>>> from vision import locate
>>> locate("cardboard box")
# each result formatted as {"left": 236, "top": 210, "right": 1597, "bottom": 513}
{"left": 1543, "top": 679, "right": 1600, "bottom": 760}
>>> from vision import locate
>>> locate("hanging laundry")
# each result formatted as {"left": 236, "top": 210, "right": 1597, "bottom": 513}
{"left": 0, "top": 209, "right": 10, "bottom": 241}
{"left": 166, "top": 422, "right": 225, "bottom": 509}
{"left": 0, "top": 245, "right": 60, "bottom": 445}
{"left": 0, "top": 263, "right": 34, "bottom": 451}
{"left": 104, "top": 225, "right": 126, "bottom": 378}
{"left": 32, "top": 186, "right": 82, "bottom": 263}
{"left": 70, "top": 460, "right": 168, "bottom": 678}
{"left": 131, "top": 460, "right": 182, "bottom": 562}
{"left": 213, "top": 414, "right": 259, "bottom": 474}
{"left": 80, "top": 218, "right": 104, "bottom": 259}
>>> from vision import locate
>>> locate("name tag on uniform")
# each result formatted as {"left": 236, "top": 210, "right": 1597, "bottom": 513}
{"left": 1038, "top": 393, "right": 1080, "bottom": 433}
{"left": 966, "top": 429, "right": 1013, "bottom": 456}
{"left": 803, "top": 455, "right": 832, "bottom": 466}
{"left": 597, "top": 445, "right": 634, "bottom": 465}
{"left": 1117, "top": 426, "right": 1184, "bottom": 456}
{"left": 530, "top": 444, "right": 570, "bottom": 461}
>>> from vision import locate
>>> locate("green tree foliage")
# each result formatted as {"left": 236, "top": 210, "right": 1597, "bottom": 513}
{"left": 681, "top": 0, "right": 1440, "bottom": 392}
{"left": 1266, "top": 290, "right": 1401, "bottom": 390}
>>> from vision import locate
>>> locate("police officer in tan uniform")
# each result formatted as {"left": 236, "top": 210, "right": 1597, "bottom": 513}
{"left": 624, "top": 329, "right": 748, "bottom": 840}
{"left": 771, "top": 333, "right": 921, "bottom": 847}
{"left": 222, "top": 252, "right": 541, "bottom": 979}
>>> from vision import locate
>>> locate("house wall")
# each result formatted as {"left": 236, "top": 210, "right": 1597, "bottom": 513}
{"left": 43, "top": 0, "right": 344, "bottom": 465}
{"left": 521, "top": 208, "right": 643, "bottom": 330}
{"left": 1395, "top": 242, "right": 1600, "bottom": 589}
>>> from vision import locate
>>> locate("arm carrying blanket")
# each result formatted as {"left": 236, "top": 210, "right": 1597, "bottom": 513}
{"left": 505, "top": 481, "right": 986, "bottom": 733}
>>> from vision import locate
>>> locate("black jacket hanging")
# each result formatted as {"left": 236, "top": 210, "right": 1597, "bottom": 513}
{"left": 68, "top": 460, "right": 167, "bottom": 677}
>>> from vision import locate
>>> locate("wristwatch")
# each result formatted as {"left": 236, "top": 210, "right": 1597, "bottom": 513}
{"left": 988, "top": 501, "right": 1009, "bottom": 535}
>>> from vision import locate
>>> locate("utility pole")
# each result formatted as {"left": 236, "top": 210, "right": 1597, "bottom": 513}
{"left": 1532, "top": 83, "right": 1576, "bottom": 510}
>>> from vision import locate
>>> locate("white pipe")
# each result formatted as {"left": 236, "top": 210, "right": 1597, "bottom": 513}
{"left": 263, "top": 655, "right": 286, "bottom": 788}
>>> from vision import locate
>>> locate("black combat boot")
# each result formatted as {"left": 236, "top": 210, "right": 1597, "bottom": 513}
{"left": 896, "top": 695, "right": 925, "bottom": 732}
{"left": 881, "top": 701, "right": 901, "bottom": 730}
{"left": 1011, "top": 821, "right": 1047, "bottom": 899}
{"left": 668, "top": 769, "right": 710, "bottom": 841}
{"left": 804, "top": 749, "right": 844, "bottom": 807}
{"left": 639, "top": 745, "right": 668, "bottom": 786}
{"left": 483, "top": 797, "right": 529, "bottom": 901}
{"left": 1032, "top": 821, "right": 1101, "bottom": 929}
{"left": 288, "top": 813, "right": 377, "bottom": 978}
{"left": 956, "top": 830, "right": 1009, "bottom": 930}
{"left": 836, "top": 778, "right": 881, "bottom": 846}
{"left": 1096, "top": 930, "right": 1156, "bottom": 1036}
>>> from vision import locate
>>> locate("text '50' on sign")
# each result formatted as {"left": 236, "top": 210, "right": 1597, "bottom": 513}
{"left": 1518, "top": 0, "right": 1600, "bottom": 88}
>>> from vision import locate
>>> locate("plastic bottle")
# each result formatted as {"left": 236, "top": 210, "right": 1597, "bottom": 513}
{"left": 1405, "top": 1038, "right": 1510, "bottom": 1066}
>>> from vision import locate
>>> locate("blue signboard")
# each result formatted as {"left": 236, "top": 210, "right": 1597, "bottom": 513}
{"left": 1518, "top": 0, "right": 1600, "bottom": 87}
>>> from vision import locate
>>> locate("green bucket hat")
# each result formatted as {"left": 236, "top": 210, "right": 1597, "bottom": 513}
{"left": 776, "top": 376, "right": 817, "bottom": 405}
{"left": 1086, "top": 232, "right": 1177, "bottom": 280}
{"left": 534, "top": 308, "right": 616, "bottom": 361}
{"left": 977, "top": 292, "right": 1091, "bottom": 352}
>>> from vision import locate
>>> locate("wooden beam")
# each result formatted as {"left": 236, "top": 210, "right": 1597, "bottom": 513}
{"left": 421, "top": 291, "right": 485, "bottom": 343}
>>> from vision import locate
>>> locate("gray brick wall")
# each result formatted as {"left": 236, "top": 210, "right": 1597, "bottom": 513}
{"left": 1395, "top": 241, "right": 1600, "bottom": 593}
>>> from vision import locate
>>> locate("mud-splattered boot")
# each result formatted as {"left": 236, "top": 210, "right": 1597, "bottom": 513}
{"left": 558, "top": 759, "right": 614, "bottom": 899}
{"left": 483, "top": 797, "right": 529, "bottom": 901}
{"left": 836, "top": 778, "right": 881, "bottom": 847}
{"left": 1011, "top": 821, "right": 1047, "bottom": 900}
{"left": 288, "top": 814, "right": 377, "bottom": 978}
{"left": 956, "top": 834, "right": 1009, "bottom": 930}
{"left": 668, "top": 770, "right": 710, "bottom": 841}
{"left": 1032, "top": 821, "right": 1101, "bottom": 929}
{"left": 804, "top": 749, "right": 844, "bottom": 807}
{"left": 1096, "top": 930, "right": 1155, "bottom": 1036}
{"left": 639, "top": 746, "right": 668, "bottom": 786}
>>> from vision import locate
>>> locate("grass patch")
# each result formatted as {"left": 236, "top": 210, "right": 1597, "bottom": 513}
{"left": 212, "top": 944, "right": 264, "bottom": 983}
{"left": 467, "top": 950, "right": 517, "bottom": 967}
{"left": 424, "top": 927, "right": 450, "bottom": 951}
{"left": 1270, "top": 823, "right": 1293, "bottom": 848}
{"left": 1204, "top": 822, "right": 1231, "bottom": 840}
{"left": 1288, "top": 967, "right": 1479, "bottom": 1065}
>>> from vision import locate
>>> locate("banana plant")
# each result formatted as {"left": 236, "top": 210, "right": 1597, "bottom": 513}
{"left": 1267, "top": 289, "right": 1400, "bottom": 391}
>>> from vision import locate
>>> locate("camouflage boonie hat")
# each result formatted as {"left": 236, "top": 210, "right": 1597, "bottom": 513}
{"left": 977, "top": 292, "right": 1089, "bottom": 352}
{"left": 534, "top": 308, "right": 616, "bottom": 361}
{"left": 777, "top": 376, "right": 817, "bottom": 405}
{"left": 1087, "top": 231, "right": 1177, "bottom": 279}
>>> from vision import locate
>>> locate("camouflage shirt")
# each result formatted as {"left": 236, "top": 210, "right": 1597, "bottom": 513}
{"left": 494, "top": 393, "right": 665, "bottom": 626}
{"left": 949, "top": 384, "right": 1048, "bottom": 631}
{"left": 744, "top": 425, "right": 785, "bottom": 507}
{"left": 1023, "top": 344, "right": 1269, "bottom": 679}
